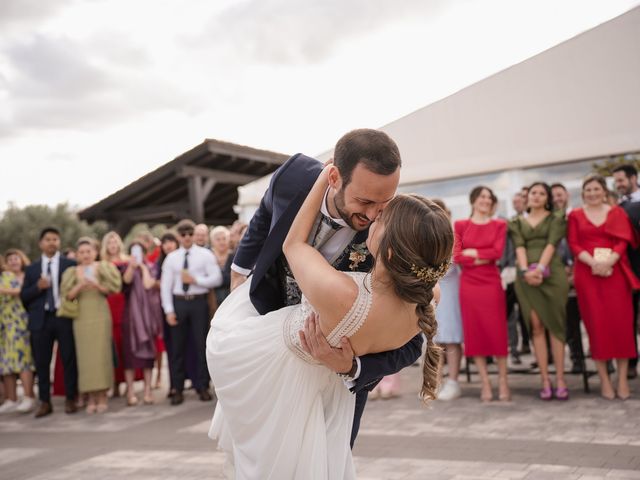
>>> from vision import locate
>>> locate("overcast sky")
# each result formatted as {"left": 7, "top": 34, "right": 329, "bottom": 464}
{"left": 1, "top": 0, "right": 638, "bottom": 209}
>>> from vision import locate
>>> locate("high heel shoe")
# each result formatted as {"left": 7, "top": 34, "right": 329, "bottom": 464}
{"left": 85, "top": 404, "right": 97, "bottom": 414}
{"left": 480, "top": 385, "right": 493, "bottom": 403}
{"left": 126, "top": 396, "right": 139, "bottom": 407}
{"left": 554, "top": 387, "right": 569, "bottom": 401}
{"left": 96, "top": 403, "right": 108, "bottom": 414}
{"left": 539, "top": 386, "right": 553, "bottom": 401}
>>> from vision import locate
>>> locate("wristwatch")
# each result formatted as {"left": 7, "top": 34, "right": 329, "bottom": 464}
{"left": 337, "top": 356, "right": 358, "bottom": 380}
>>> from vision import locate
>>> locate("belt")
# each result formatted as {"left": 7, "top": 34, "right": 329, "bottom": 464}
{"left": 173, "top": 293, "right": 208, "bottom": 301}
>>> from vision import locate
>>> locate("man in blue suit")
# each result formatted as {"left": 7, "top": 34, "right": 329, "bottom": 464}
{"left": 230, "top": 129, "right": 423, "bottom": 447}
{"left": 21, "top": 227, "right": 78, "bottom": 417}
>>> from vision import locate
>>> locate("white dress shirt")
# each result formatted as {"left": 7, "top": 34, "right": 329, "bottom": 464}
{"left": 161, "top": 246, "right": 222, "bottom": 314}
{"left": 41, "top": 251, "right": 61, "bottom": 309}
{"left": 626, "top": 189, "right": 640, "bottom": 203}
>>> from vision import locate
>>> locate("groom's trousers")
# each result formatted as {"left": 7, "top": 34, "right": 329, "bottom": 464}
{"left": 351, "top": 390, "right": 368, "bottom": 448}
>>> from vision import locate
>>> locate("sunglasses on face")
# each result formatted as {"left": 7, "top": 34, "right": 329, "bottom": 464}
{"left": 179, "top": 231, "right": 194, "bottom": 237}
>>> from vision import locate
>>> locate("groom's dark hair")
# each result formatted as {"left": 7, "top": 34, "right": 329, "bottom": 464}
{"left": 333, "top": 129, "right": 401, "bottom": 186}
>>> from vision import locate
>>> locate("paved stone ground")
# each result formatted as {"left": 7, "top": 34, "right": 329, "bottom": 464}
{"left": 1, "top": 355, "right": 639, "bottom": 479}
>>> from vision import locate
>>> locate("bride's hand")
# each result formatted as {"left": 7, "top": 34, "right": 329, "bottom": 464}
{"left": 299, "top": 312, "right": 354, "bottom": 374}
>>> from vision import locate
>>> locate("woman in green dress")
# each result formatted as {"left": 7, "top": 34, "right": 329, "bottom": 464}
{"left": 61, "top": 238, "right": 121, "bottom": 413}
{"left": 509, "top": 182, "right": 570, "bottom": 401}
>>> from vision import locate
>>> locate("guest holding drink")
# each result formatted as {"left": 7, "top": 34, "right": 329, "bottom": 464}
{"left": 60, "top": 238, "right": 122, "bottom": 413}
{"left": 101, "top": 231, "right": 129, "bottom": 396}
{"left": 455, "top": 186, "right": 510, "bottom": 402}
{"left": 567, "top": 175, "right": 640, "bottom": 400}
{"left": 0, "top": 249, "right": 36, "bottom": 414}
{"left": 509, "top": 182, "right": 569, "bottom": 400}
{"left": 121, "top": 241, "right": 163, "bottom": 405}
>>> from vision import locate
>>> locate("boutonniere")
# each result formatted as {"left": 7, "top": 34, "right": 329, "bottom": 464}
{"left": 348, "top": 242, "right": 369, "bottom": 271}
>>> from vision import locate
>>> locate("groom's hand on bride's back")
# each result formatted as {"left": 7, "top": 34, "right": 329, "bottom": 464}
{"left": 299, "top": 312, "right": 354, "bottom": 374}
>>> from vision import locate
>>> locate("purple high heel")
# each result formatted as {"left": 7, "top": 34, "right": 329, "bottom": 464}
{"left": 554, "top": 387, "right": 569, "bottom": 401}
{"left": 539, "top": 386, "right": 553, "bottom": 401}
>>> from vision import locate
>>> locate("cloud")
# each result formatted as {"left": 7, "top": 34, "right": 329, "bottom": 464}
{"left": 197, "top": 0, "right": 446, "bottom": 64}
{"left": 0, "top": 34, "right": 203, "bottom": 137}
{"left": 0, "top": 0, "right": 73, "bottom": 27}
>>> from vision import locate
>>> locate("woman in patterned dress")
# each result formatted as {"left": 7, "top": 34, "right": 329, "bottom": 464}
{"left": 0, "top": 249, "right": 36, "bottom": 414}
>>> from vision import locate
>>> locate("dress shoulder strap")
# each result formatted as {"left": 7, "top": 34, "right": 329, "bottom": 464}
{"left": 325, "top": 272, "right": 373, "bottom": 347}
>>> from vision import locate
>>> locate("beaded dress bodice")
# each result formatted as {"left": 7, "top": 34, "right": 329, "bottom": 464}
{"left": 283, "top": 272, "right": 373, "bottom": 364}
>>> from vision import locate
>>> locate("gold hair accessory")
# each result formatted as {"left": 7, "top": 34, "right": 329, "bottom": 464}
{"left": 411, "top": 261, "right": 450, "bottom": 284}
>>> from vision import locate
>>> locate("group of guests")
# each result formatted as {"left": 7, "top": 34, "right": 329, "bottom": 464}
{"left": 435, "top": 165, "right": 640, "bottom": 402}
{"left": 0, "top": 219, "right": 247, "bottom": 417}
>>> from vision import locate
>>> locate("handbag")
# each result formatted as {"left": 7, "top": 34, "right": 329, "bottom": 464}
{"left": 57, "top": 297, "right": 79, "bottom": 319}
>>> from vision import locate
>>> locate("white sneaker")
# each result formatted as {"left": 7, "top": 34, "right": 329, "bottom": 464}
{"left": 16, "top": 397, "right": 36, "bottom": 413}
{"left": 437, "top": 379, "right": 462, "bottom": 401}
{"left": 0, "top": 399, "right": 18, "bottom": 414}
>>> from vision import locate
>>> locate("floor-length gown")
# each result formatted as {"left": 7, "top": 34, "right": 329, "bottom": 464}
{"left": 567, "top": 206, "right": 639, "bottom": 359}
{"left": 207, "top": 272, "right": 374, "bottom": 479}
{"left": 61, "top": 262, "right": 122, "bottom": 393}
{"left": 454, "top": 219, "right": 508, "bottom": 356}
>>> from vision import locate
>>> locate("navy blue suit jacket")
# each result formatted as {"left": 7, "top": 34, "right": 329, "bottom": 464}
{"left": 21, "top": 256, "right": 76, "bottom": 331}
{"left": 233, "top": 153, "right": 423, "bottom": 393}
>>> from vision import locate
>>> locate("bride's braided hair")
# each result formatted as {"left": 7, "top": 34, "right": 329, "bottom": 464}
{"left": 375, "top": 194, "right": 454, "bottom": 402}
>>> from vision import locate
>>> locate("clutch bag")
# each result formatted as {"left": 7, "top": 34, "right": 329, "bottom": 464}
{"left": 593, "top": 248, "right": 612, "bottom": 262}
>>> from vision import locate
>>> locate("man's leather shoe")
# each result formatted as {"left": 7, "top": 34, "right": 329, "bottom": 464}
{"left": 35, "top": 402, "right": 53, "bottom": 418}
{"left": 198, "top": 390, "right": 213, "bottom": 402}
{"left": 65, "top": 399, "right": 78, "bottom": 414}
{"left": 170, "top": 391, "right": 184, "bottom": 406}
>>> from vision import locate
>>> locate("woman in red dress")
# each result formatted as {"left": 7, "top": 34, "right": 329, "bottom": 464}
{"left": 567, "top": 175, "right": 640, "bottom": 400}
{"left": 101, "top": 232, "right": 129, "bottom": 397}
{"left": 454, "top": 186, "right": 510, "bottom": 402}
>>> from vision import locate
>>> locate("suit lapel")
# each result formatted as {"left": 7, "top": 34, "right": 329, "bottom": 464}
{"left": 250, "top": 190, "right": 306, "bottom": 293}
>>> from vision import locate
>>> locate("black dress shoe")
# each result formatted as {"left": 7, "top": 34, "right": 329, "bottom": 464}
{"left": 198, "top": 390, "right": 213, "bottom": 402}
{"left": 170, "top": 392, "right": 184, "bottom": 406}
{"left": 628, "top": 368, "right": 638, "bottom": 380}
{"left": 35, "top": 402, "right": 53, "bottom": 418}
{"left": 65, "top": 399, "right": 78, "bottom": 414}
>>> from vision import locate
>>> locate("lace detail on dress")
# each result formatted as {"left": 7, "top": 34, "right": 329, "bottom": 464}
{"left": 283, "top": 272, "right": 373, "bottom": 364}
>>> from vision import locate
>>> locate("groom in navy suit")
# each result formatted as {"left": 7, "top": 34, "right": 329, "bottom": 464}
{"left": 231, "top": 129, "right": 423, "bottom": 447}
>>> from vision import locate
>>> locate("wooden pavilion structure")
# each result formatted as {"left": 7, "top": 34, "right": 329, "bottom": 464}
{"left": 79, "top": 139, "right": 288, "bottom": 234}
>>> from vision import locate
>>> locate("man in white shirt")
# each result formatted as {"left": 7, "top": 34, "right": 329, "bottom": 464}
{"left": 161, "top": 219, "right": 222, "bottom": 405}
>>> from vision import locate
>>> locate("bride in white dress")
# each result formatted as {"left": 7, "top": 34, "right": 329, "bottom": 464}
{"left": 206, "top": 167, "right": 453, "bottom": 479}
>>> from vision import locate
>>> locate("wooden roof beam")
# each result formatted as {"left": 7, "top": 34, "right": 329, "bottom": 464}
{"left": 179, "top": 165, "right": 260, "bottom": 185}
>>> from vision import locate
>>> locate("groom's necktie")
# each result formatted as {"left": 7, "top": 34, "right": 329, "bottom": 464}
{"left": 312, "top": 214, "right": 342, "bottom": 250}
{"left": 45, "top": 260, "right": 55, "bottom": 311}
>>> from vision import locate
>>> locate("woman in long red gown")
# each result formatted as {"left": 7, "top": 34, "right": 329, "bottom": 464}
{"left": 454, "top": 186, "right": 510, "bottom": 402}
{"left": 568, "top": 175, "right": 639, "bottom": 400}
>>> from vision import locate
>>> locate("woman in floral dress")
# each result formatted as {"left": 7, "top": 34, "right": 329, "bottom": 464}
{"left": 0, "top": 249, "right": 36, "bottom": 414}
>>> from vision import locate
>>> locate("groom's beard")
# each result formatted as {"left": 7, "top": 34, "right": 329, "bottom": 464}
{"left": 333, "top": 189, "right": 371, "bottom": 231}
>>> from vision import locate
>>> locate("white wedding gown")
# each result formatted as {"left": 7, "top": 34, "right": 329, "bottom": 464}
{"left": 206, "top": 271, "right": 373, "bottom": 479}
